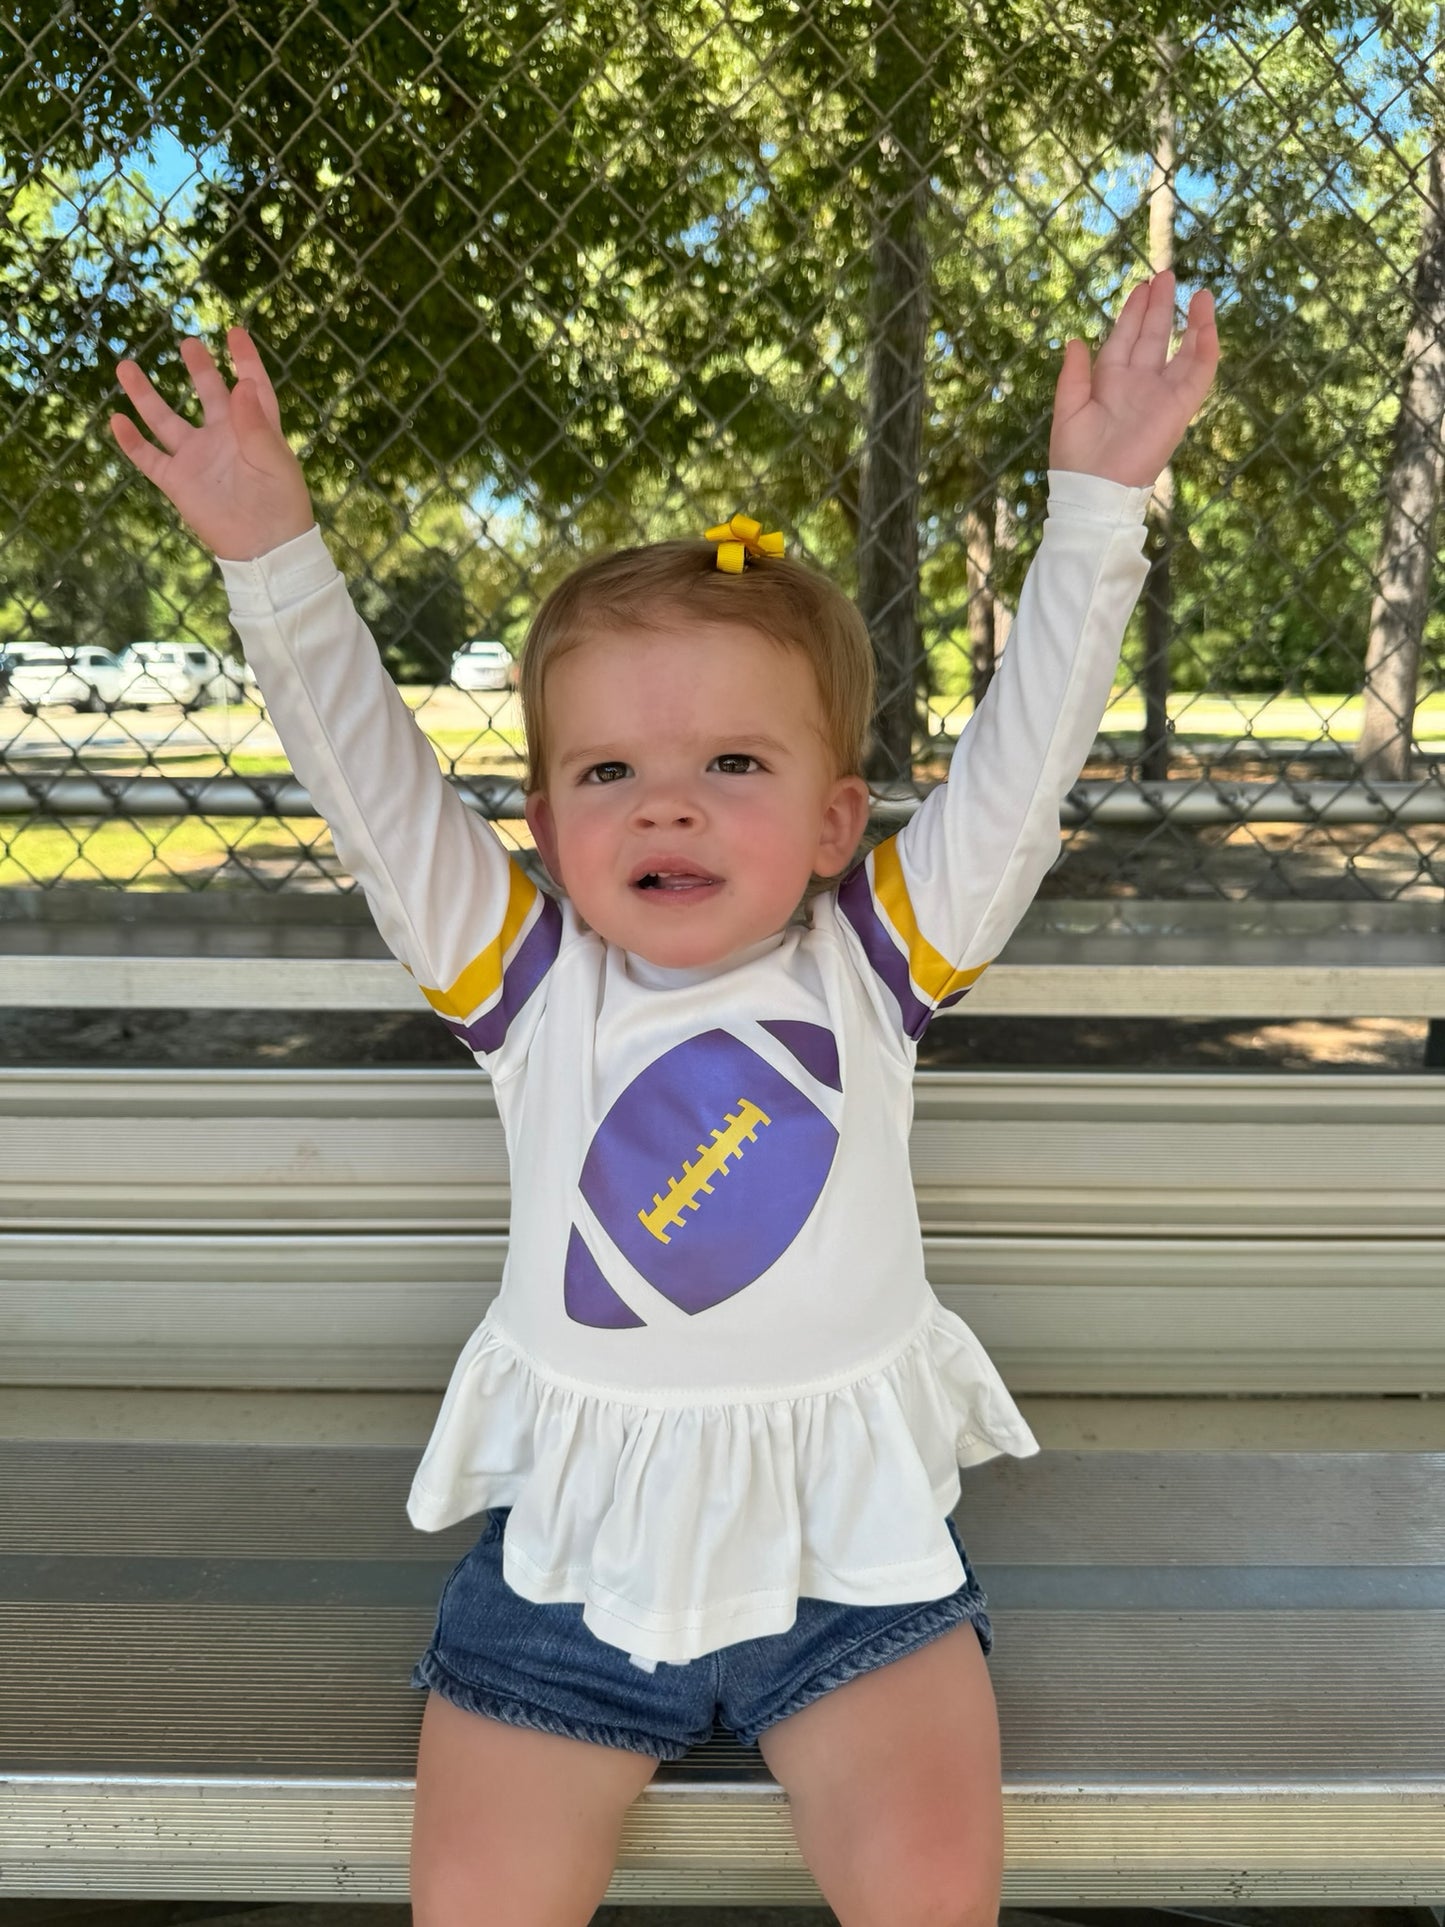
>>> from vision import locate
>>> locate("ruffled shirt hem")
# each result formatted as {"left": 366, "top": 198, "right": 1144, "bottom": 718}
{"left": 407, "top": 1300, "right": 1038, "bottom": 1665}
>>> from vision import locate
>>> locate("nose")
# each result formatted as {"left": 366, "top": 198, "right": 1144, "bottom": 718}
{"left": 632, "top": 794, "right": 700, "bottom": 828}
{"left": 630, "top": 779, "right": 702, "bottom": 829}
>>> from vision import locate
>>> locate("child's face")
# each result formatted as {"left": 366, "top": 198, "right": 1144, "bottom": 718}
{"left": 523, "top": 616, "right": 871, "bottom": 967}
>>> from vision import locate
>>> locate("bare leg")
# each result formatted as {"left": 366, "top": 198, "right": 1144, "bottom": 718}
{"left": 410, "top": 1689, "right": 660, "bottom": 1927}
{"left": 759, "top": 1624, "right": 1003, "bottom": 1927}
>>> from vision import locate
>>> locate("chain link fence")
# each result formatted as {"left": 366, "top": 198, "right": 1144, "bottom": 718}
{"left": 3, "top": 0, "right": 1445, "bottom": 911}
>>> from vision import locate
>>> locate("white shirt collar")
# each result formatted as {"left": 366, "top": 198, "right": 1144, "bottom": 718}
{"left": 621, "top": 926, "right": 790, "bottom": 989}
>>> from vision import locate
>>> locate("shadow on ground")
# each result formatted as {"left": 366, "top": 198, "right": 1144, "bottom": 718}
{"left": 0, "top": 1006, "right": 1432, "bottom": 1073}
{"left": 0, "top": 1899, "right": 1438, "bottom": 1925}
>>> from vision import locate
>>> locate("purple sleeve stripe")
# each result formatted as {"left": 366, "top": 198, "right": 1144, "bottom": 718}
{"left": 836, "top": 859, "right": 935, "bottom": 1040}
{"left": 441, "top": 890, "right": 563, "bottom": 1055}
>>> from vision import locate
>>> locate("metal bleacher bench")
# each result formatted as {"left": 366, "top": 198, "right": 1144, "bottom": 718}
{"left": 2, "top": 881, "right": 1443, "bottom": 1910}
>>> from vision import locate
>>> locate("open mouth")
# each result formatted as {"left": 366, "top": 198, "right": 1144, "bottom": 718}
{"left": 633, "top": 871, "right": 721, "bottom": 894}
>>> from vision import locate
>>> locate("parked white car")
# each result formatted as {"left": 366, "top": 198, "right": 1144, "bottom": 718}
{"left": 450, "top": 639, "right": 517, "bottom": 691}
{"left": 0, "top": 640, "right": 54, "bottom": 699}
{"left": 121, "top": 641, "right": 249, "bottom": 705}
{"left": 8, "top": 645, "right": 175, "bottom": 713}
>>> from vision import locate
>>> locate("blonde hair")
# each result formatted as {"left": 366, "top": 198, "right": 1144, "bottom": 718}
{"left": 519, "top": 539, "right": 875, "bottom": 797}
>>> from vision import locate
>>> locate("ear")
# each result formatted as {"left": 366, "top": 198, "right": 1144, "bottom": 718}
{"left": 524, "top": 789, "right": 563, "bottom": 889}
{"left": 813, "top": 773, "right": 872, "bottom": 879}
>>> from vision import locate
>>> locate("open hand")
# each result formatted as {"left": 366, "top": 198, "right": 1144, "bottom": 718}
{"left": 1049, "top": 272, "right": 1218, "bottom": 489}
{"left": 109, "top": 328, "right": 314, "bottom": 560}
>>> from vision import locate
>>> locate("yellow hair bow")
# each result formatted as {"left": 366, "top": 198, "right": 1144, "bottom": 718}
{"left": 704, "top": 512, "right": 785, "bottom": 573}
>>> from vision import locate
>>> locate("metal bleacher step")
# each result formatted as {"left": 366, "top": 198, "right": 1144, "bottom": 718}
{"left": 5, "top": 1068, "right": 1445, "bottom": 1396}
{"left": 2, "top": 1443, "right": 1442, "bottom": 1908}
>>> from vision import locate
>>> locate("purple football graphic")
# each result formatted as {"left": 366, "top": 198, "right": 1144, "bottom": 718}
{"left": 577, "top": 1026, "right": 840, "bottom": 1315}
{"left": 565, "top": 1223, "right": 647, "bottom": 1328}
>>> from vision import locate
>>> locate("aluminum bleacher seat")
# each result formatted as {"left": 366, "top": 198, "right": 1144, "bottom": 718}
{"left": 2, "top": 886, "right": 1443, "bottom": 1906}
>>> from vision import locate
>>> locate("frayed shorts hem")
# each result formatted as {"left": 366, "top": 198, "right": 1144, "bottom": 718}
{"left": 408, "top": 1508, "right": 992, "bottom": 1760}
{"left": 741, "top": 1592, "right": 990, "bottom": 1745}
{"left": 409, "top": 1649, "right": 691, "bottom": 1761}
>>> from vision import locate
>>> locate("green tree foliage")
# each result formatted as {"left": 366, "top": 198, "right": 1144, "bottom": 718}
{"left": 2, "top": 0, "right": 1440, "bottom": 727}
{"left": 354, "top": 546, "right": 468, "bottom": 683}
{"left": 0, "top": 163, "right": 204, "bottom": 648}
{"left": 1162, "top": 8, "right": 1437, "bottom": 698}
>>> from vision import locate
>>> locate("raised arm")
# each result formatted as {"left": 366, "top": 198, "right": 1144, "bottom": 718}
{"left": 109, "top": 330, "right": 562, "bottom": 1070}
{"left": 837, "top": 274, "right": 1217, "bottom": 1041}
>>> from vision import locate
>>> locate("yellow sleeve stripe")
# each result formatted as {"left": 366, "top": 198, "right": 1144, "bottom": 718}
{"left": 419, "top": 862, "right": 539, "bottom": 1020}
{"left": 870, "top": 835, "right": 990, "bottom": 1005}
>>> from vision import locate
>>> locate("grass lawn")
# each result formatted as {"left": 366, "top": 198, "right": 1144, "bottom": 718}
{"left": 0, "top": 815, "right": 342, "bottom": 891}
{"left": 184, "top": 686, "right": 1445, "bottom": 748}
{"left": 0, "top": 811, "right": 535, "bottom": 890}
{"left": 930, "top": 687, "right": 1445, "bottom": 743}
{"left": 204, "top": 733, "right": 524, "bottom": 778}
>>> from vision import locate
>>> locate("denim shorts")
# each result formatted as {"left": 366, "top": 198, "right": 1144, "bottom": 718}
{"left": 409, "top": 1506, "right": 992, "bottom": 1761}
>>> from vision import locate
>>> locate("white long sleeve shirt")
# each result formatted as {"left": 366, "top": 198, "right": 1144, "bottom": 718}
{"left": 219, "top": 469, "right": 1152, "bottom": 1664}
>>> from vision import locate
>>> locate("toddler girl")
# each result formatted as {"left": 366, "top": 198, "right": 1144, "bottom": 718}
{"left": 110, "top": 270, "right": 1215, "bottom": 1925}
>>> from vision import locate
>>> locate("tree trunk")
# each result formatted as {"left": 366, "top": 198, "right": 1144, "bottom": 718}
{"left": 1356, "top": 135, "right": 1445, "bottom": 781}
{"left": 993, "top": 492, "right": 1014, "bottom": 658}
{"left": 964, "top": 494, "right": 996, "bottom": 705}
{"left": 1140, "top": 34, "right": 1177, "bottom": 784}
{"left": 858, "top": 0, "right": 931, "bottom": 787}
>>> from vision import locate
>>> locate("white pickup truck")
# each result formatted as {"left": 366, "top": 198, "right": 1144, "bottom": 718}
{"left": 6, "top": 643, "right": 253, "bottom": 712}
{"left": 122, "top": 642, "right": 253, "bottom": 705}
{"left": 7, "top": 646, "right": 172, "bottom": 713}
